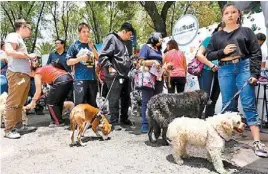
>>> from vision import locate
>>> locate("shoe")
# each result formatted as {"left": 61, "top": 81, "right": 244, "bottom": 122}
{"left": 111, "top": 124, "right": 122, "bottom": 131}
{"left": 120, "top": 119, "right": 133, "bottom": 126}
{"left": 140, "top": 124, "right": 149, "bottom": 133}
{"left": 4, "top": 129, "right": 21, "bottom": 139}
{"left": 49, "top": 122, "right": 65, "bottom": 128}
{"left": 253, "top": 141, "right": 268, "bottom": 158}
{"left": 16, "top": 125, "right": 37, "bottom": 134}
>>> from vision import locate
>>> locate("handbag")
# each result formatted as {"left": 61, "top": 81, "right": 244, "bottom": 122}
{"left": 187, "top": 44, "right": 204, "bottom": 76}
{"left": 134, "top": 66, "right": 156, "bottom": 89}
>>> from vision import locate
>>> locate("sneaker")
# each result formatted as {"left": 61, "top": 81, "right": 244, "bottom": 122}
{"left": 4, "top": 129, "right": 21, "bottom": 139}
{"left": 16, "top": 125, "right": 37, "bottom": 134}
{"left": 111, "top": 124, "right": 122, "bottom": 131}
{"left": 120, "top": 119, "right": 133, "bottom": 126}
{"left": 140, "top": 124, "right": 149, "bottom": 133}
{"left": 253, "top": 141, "right": 268, "bottom": 158}
{"left": 49, "top": 122, "right": 65, "bottom": 128}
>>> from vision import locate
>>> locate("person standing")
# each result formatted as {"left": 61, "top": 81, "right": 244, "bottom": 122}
{"left": 163, "top": 40, "right": 187, "bottom": 93}
{"left": 138, "top": 32, "right": 164, "bottom": 133}
{"left": 196, "top": 23, "right": 223, "bottom": 117}
{"left": 99, "top": 22, "right": 135, "bottom": 131}
{"left": 66, "top": 23, "right": 99, "bottom": 107}
{"left": 206, "top": 3, "right": 268, "bottom": 157}
{"left": 4, "top": 19, "right": 37, "bottom": 139}
{"left": 47, "top": 39, "right": 71, "bottom": 72}
{"left": 0, "top": 40, "right": 8, "bottom": 94}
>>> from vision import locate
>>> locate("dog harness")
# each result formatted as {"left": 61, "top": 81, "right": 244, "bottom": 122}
{"left": 90, "top": 111, "right": 103, "bottom": 124}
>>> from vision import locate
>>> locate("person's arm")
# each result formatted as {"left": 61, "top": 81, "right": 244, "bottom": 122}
{"left": 25, "top": 74, "right": 42, "bottom": 109}
{"left": 137, "top": 44, "right": 160, "bottom": 68}
{"left": 88, "top": 42, "right": 99, "bottom": 61}
{"left": 182, "top": 54, "right": 187, "bottom": 74}
{"left": 99, "top": 35, "right": 114, "bottom": 68}
{"left": 206, "top": 35, "right": 225, "bottom": 61}
{"left": 5, "top": 42, "right": 35, "bottom": 59}
{"left": 196, "top": 45, "right": 215, "bottom": 68}
{"left": 66, "top": 43, "right": 89, "bottom": 66}
{"left": 247, "top": 28, "right": 262, "bottom": 79}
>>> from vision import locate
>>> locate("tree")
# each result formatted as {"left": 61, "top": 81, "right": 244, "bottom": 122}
{"left": 139, "top": 1, "right": 175, "bottom": 37}
{"left": 0, "top": 1, "right": 47, "bottom": 52}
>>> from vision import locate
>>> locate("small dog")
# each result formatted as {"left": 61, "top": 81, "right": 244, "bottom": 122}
{"left": 167, "top": 112, "right": 245, "bottom": 174}
{"left": 129, "top": 90, "right": 142, "bottom": 117}
{"left": 147, "top": 90, "right": 210, "bottom": 145}
{"left": 70, "top": 104, "right": 112, "bottom": 146}
{"left": 162, "top": 69, "right": 171, "bottom": 88}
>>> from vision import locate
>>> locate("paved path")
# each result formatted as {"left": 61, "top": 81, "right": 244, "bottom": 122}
{"left": 1, "top": 112, "right": 267, "bottom": 174}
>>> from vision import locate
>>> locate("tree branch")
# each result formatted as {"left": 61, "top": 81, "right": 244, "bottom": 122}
{"left": 161, "top": 1, "right": 175, "bottom": 22}
{"left": 1, "top": 3, "right": 15, "bottom": 30}
{"left": 31, "top": 2, "right": 45, "bottom": 53}
{"left": 26, "top": 2, "right": 35, "bottom": 20}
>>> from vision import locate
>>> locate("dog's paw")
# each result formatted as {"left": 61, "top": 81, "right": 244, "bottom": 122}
{"left": 174, "top": 159, "right": 184, "bottom": 165}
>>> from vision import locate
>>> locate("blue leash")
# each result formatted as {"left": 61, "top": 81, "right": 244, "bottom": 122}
{"left": 220, "top": 80, "right": 249, "bottom": 114}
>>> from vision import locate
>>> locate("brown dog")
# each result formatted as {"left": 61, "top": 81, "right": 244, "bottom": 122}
{"left": 163, "top": 69, "right": 171, "bottom": 88}
{"left": 70, "top": 104, "right": 112, "bottom": 146}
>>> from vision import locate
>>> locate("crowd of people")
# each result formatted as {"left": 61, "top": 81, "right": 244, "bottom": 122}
{"left": 0, "top": 3, "right": 267, "bottom": 158}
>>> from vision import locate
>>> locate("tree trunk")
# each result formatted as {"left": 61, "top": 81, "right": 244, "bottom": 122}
{"left": 218, "top": 1, "right": 227, "bottom": 9}
{"left": 31, "top": 2, "right": 45, "bottom": 53}
{"left": 139, "top": 1, "right": 175, "bottom": 37}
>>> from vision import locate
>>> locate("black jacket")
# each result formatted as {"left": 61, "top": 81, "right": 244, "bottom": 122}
{"left": 99, "top": 32, "right": 133, "bottom": 78}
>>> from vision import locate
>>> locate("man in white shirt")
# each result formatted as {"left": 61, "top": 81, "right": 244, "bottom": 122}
{"left": 4, "top": 19, "right": 37, "bottom": 139}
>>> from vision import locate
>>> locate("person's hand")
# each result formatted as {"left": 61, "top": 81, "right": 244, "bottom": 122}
{"left": 210, "top": 64, "right": 218, "bottom": 72}
{"left": 25, "top": 102, "right": 36, "bottom": 110}
{"left": 28, "top": 53, "right": 37, "bottom": 59}
{"left": 248, "top": 77, "right": 258, "bottom": 85}
{"left": 223, "top": 44, "right": 236, "bottom": 55}
{"left": 79, "top": 54, "right": 89, "bottom": 62}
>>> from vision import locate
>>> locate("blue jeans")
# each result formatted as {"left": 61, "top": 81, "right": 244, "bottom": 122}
{"left": 0, "top": 75, "right": 8, "bottom": 94}
{"left": 218, "top": 59, "right": 259, "bottom": 126}
{"left": 141, "top": 80, "right": 163, "bottom": 125}
{"left": 198, "top": 70, "right": 220, "bottom": 117}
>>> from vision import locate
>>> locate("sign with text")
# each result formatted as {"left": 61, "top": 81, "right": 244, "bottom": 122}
{"left": 172, "top": 14, "right": 199, "bottom": 46}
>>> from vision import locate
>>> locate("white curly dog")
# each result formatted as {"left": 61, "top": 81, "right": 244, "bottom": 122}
{"left": 167, "top": 112, "right": 245, "bottom": 174}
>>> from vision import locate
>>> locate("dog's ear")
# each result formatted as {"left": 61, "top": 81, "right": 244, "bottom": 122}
{"left": 221, "top": 119, "right": 233, "bottom": 136}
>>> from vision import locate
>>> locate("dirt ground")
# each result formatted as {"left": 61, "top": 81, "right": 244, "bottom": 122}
{"left": 1, "top": 111, "right": 268, "bottom": 174}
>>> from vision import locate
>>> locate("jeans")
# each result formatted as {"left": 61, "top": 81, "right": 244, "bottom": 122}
{"left": 0, "top": 75, "right": 8, "bottom": 94}
{"left": 141, "top": 80, "right": 163, "bottom": 125}
{"left": 218, "top": 59, "right": 259, "bottom": 126}
{"left": 73, "top": 80, "right": 98, "bottom": 107}
{"left": 105, "top": 74, "right": 130, "bottom": 126}
{"left": 198, "top": 69, "right": 220, "bottom": 117}
{"left": 167, "top": 77, "right": 186, "bottom": 93}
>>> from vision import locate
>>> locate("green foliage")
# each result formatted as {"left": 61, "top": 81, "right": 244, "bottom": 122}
{"left": 0, "top": 1, "right": 222, "bottom": 53}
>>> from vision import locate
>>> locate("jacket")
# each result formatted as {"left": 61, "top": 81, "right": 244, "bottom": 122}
{"left": 99, "top": 32, "right": 133, "bottom": 78}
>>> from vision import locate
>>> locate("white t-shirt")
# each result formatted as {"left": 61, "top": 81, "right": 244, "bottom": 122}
{"left": 5, "top": 32, "right": 30, "bottom": 75}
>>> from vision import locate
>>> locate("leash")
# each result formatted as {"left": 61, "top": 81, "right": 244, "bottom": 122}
{"left": 220, "top": 80, "right": 249, "bottom": 114}
{"left": 99, "top": 74, "right": 117, "bottom": 111}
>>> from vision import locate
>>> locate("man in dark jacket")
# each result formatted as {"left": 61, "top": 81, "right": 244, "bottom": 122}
{"left": 99, "top": 22, "right": 134, "bottom": 131}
